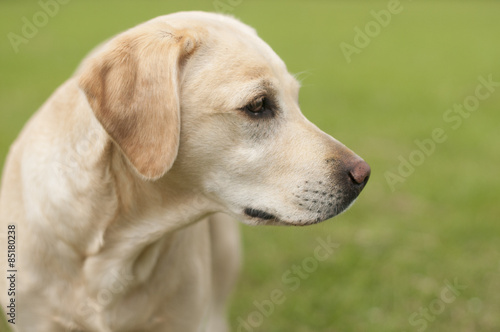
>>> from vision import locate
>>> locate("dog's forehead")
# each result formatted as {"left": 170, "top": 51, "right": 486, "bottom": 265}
{"left": 165, "top": 12, "right": 300, "bottom": 110}
{"left": 162, "top": 12, "right": 295, "bottom": 81}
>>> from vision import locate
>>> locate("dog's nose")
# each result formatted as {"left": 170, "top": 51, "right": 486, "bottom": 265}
{"left": 348, "top": 160, "right": 371, "bottom": 187}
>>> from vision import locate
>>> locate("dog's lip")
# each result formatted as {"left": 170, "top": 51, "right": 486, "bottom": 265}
{"left": 244, "top": 208, "right": 279, "bottom": 221}
{"left": 242, "top": 207, "right": 328, "bottom": 226}
{"left": 243, "top": 196, "right": 355, "bottom": 226}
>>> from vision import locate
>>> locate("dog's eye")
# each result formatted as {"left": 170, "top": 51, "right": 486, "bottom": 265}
{"left": 242, "top": 97, "right": 274, "bottom": 118}
{"left": 246, "top": 97, "right": 265, "bottom": 114}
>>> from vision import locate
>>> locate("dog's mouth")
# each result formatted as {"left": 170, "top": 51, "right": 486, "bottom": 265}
{"left": 239, "top": 162, "right": 370, "bottom": 226}
{"left": 242, "top": 188, "right": 362, "bottom": 226}
{"left": 243, "top": 206, "right": 336, "bottom": 226}
{"left": 243, "top": 207, "right": 291, "bottom": 226}
{"left": 242, "top": 203, "right": 351, "bottom": 226}
{"left": 244, "top": 208, "right": 278, "bottom": 221}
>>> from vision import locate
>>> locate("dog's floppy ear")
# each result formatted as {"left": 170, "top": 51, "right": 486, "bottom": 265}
{"left": 78, "top": 23, "right": 198, "bottom": 180}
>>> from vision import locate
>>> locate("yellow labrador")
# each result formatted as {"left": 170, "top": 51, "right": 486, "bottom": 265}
{"left": 0, "top": 11, "right": 370, "bottom": 332}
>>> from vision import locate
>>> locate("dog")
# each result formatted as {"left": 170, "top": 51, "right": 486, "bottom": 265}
{"left": 0, "top": 11, "right": 370, "bottom": 332}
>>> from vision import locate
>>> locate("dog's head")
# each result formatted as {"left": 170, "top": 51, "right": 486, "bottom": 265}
{"left": 78, "top": 12, "right": 370, "bottom": 226}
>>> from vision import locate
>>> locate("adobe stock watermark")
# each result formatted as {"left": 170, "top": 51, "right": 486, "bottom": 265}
{"left": 340, "top": 0, "right": 404, "bottom": 64}
{"left": 7, "top": 0, "right": 71, "bottom": 54}
{"left": 77, "top": 269, "right": 135, "bottom": 325}
{"left": 385, "top": 74, "right": 499, "bottom": 192}
{"left": 52, "top": 126, "right": 101, "bottom": 179}
{"left": 213, "top": 0, "right": 243, "bottom": 14}
{"left": 408, "top": 278, "right": 468, "bottom": 331}
{"left": 236, "top": 236, "right": 340, "bottom": 332}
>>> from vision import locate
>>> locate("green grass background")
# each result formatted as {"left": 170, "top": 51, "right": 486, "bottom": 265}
{"left": 1, "top": 1, "right": 499, "bottom": 331}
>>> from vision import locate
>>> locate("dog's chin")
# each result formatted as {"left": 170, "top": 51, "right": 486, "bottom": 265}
{"left": 241, "top": 198, "right": 357, "bottom": 226}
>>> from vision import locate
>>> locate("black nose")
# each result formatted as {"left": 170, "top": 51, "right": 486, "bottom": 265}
{"left": 348, "top": 160, "right": 371, "bottom": 187}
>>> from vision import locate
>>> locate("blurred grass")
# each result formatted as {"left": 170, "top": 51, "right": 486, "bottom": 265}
{"left": 1, "top": 1, "right": 500, "bottom": 331}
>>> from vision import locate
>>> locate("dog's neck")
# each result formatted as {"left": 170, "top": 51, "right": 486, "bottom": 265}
{"left": 80, "top": 140, "right": 216, "bottom": 307}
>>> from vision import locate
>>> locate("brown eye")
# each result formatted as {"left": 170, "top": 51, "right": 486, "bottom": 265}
{"left": 240, "top": 96, "right": 276, "bottom": 119}
{"left": 246, "top": 97, "right": 264, "bottom": 113}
